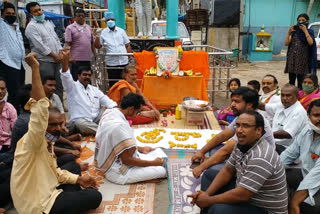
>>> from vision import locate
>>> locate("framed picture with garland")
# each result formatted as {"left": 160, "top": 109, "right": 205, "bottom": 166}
{"left": 154, "top": 47, "right": 183, "bottom": 76}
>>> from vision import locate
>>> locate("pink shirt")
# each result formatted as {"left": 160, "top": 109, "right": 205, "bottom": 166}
{"left": 65, "top": 23, "right": 94, "bottom": 61}
{"left": 0, "top": 101, "right": 17, "bottom": 150}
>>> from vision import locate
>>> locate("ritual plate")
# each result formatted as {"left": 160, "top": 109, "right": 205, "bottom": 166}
{"left": 181, "top": 100, "right": 209, "bottom": 112}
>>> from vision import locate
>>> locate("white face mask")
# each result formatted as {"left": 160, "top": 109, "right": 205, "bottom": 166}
{"left": 308, "top": 119, "right": 320, "bottom": 134}
{"left": 0, "top": 92, "right": 7, "bottom": 103}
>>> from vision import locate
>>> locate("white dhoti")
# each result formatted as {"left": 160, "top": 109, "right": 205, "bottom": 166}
{"left": 107, "top": 164, "right": 166, "bottom": 185}
{"left": 95, "top": 109, "right": 167, "bottom": 185}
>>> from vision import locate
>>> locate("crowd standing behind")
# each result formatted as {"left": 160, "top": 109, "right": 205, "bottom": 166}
{"left": 1, "top": 0, "right": 320, "bottom": 213}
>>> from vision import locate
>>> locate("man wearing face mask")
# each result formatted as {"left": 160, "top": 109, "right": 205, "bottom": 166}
{"left": 281, "top": 99, "right": 320, "bottom": 214}
{"left": 25, "top": 2, "right": 64, "bottom": 103}
{"left": 60, "top": 47, "right": 117, "bottom": 136}
{"left": 94, "top": 12, "right": 132, "bottom": 88}
{"left": 0, "top": 77, "right": 17, "bottom": 153}
{"left": 0, "top": 0, "right": 25, "bottom": 111}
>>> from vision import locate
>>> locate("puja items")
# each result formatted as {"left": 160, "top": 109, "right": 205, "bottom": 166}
{"left": 181, "top": 100, "right": 209, "bottom": 126}
{"left": 170, "top": 104, "right": 176, "bottom": 114}
{"left": 175, "top": 105, "right": 181, "bottom": 120}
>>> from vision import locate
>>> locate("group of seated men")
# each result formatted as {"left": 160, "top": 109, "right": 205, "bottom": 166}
{"left": 0, "top": 50, "right": 320, "bottom": 213}
{"left": 190, "top": 75, "right": 320, "bottom": 213}
{"left": 0, "top": 48, "right": 167, "bottom": 213}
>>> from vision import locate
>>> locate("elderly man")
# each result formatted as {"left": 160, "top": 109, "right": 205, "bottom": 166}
{"left": 191, "top": 87, "right": 274, "bottom": 178}
{"left": 60, "top": 48, "right": 117, "bottom": 136}
{"left": 94, "top": 12, "right": 132, "bottom": 88}
{"left": 280, "top": 99, "right": 320, "bottom": 214}
{"left": 0, "top": 77, "right": 17, "bottom": 153}
{"left": 95, "top": 93, "right": 166, "bottom": 184}
{"left": 259, "top": 83, "right": 308, "bottom": 153}
{"left": 25, "top": 2, "right": 64, "bottom": 102}
{"left": 11, "top": 52, "right": 102, "bottom": 214}
{"left": 189, "top": 111, "right": 287, "bottom": 214}
{"left": 259, "top": 74, "right": 281, "bottom": 125}
{"left": 65, "top": 8, "right": 95, "bottom": 81}
{"left": 0, "top": 0, "right": 25, "bottom": 110}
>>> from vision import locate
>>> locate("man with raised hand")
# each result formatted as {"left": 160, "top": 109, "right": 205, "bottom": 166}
{"left": 11, "top": 52, "right": 102, "bottom": 214}
{"left": 60, "top": 47, "right": 117, "bottom": 136}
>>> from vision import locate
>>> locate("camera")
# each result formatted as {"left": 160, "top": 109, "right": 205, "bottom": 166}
{"left": 294, "top": 25, "right": 300, "bottom": 31}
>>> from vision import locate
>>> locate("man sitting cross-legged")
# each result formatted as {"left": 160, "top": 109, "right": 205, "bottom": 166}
{"left": 11, "top": 52, "right": 102, "bottom": 214}
{"left": 189, "top": 111, "right": 287, "bottom": 214}
{"left": 95, "top": 93, "right": 167, "bottom": 184}
{"left": 11, "top": 84, "right": 83, "bottom": 167}
{"left": 42, "top": 75, "right": 82, "bottom": 140}
{"left": 60, "top": 47, "right": 117, "bottom": 136}
{"left": 280, "top": 99, "right": 320, "bottom": 214}
{"left": 191, "top": 87, "right": 275, "bottom": 178}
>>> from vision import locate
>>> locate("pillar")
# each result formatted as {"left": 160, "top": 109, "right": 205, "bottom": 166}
{"left": 107, "top": 0, "right": 125, "bottom": 30}
{"left": 166, "top": 0, "right": 179, "bottom": 39}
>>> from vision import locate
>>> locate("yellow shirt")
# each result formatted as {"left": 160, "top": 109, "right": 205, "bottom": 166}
{"left": 10, "top": 98, "right": 79, "bottom": 214}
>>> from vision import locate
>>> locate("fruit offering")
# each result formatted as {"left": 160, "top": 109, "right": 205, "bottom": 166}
{"left": 171, "top": 131, "right": 202, "bottom": 141}
{"left": 169, "top": 141, "right": 197, "bottom": 149}
{"left": 136, "top": 128, "right": 166, "bottom": 144}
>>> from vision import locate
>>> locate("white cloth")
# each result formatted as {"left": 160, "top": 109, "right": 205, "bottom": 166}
{"left": 266, "top": 101, "right": 308, "bottom": 147}
{"left": 100, "top": 27, "right": 130, "bottom": 66}
{"left": 50, "top": 93, "right": 64, "bottom": 114}
{"left": 260, "top": 89, "right": 281, "bottom": 126}
{"left": 60, "top": 69, "right": 117, "bottom": 122}
{"left": 95, "top": 108, "right": 166, "bottom": 184}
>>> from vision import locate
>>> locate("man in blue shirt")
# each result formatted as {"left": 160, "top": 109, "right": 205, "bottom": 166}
{"left": 281, "top": 99, "right": 320, "bottom": 214}
{"left": 0, "top": 0, "right": 25, "bottom": 111}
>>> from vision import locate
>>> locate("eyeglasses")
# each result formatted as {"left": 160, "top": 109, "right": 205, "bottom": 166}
{"left": 235, "top": 123, "right": 257, "bottom": 129}
{"left": 75, "top": 15, "right": 85, "bottom": 18}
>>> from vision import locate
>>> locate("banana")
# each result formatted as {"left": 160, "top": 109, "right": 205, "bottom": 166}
{"left": 144, "top": 67, "right": 158, "bottom": 76}
{"left": 183, "top": 69, "right": 193, "bottom": 76}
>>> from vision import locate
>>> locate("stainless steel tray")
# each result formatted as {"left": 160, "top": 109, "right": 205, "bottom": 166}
{"left": 181, "top": 100, "right": 209, "bottom": 112}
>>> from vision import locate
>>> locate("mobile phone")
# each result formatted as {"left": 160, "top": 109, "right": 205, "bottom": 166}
{"left": 294, "top": 25, "right": 299, "bottom": 31}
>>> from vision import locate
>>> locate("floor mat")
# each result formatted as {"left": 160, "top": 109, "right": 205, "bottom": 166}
{"left": 166, "top": 159, "right": 201, "bottom": 214}
{"left": 75, "top": 137, "right": 156, "bottom": 214}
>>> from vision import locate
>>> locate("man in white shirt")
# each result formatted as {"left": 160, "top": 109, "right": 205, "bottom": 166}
{"left": 25, "top": 2, "right": 63, "bottom": 102}
{"left": 94, "top": 12, "right": 132, "bottom": 88}
{"left": 259, "top": 74, "right": 281, "bottom": 126}
{"left": 60, "top": 48, "right": 117, "bottom": 136}
{"left": 259, "top": 83, "right": 308, "bottom": 153}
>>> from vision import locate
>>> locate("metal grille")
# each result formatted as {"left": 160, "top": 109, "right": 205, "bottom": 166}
{"left": 91, "top": 45, "right": 233, "bottom": 106}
